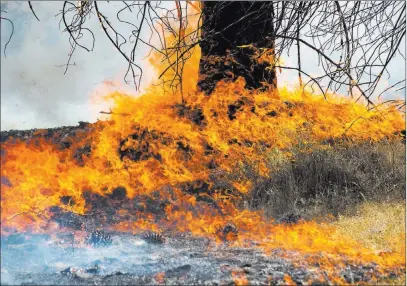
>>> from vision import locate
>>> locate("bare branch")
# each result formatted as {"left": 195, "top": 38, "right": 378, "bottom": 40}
{"left": 0, "top": 12, "right": 14, "bottom": 58}
{"left": 28, "top": 1, "right": 40, "bottom": 21}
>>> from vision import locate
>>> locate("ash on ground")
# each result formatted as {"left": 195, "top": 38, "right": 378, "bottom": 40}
{"left": 1, "top": 233, "right": 393, "bottom": 285}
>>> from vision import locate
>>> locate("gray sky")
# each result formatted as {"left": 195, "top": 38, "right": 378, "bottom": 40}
{"left": 1, "top": 1, "right": 405, "bottom": 130}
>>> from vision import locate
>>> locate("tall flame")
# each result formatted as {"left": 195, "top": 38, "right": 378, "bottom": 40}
{"left": 1, "top": 5, "right": 405, "bottom": 282}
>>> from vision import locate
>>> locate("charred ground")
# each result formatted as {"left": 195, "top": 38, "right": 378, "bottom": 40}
{"left": 1, "top": 121, "right": 404, "bottom": 223}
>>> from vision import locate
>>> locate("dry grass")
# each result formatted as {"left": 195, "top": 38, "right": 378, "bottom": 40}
{"left": 333, "top": 201, "right": 406, "bottom": 285}
{"left": 241, "top": 141, "right": 406, "bottom": 220}
{"left": 333, "top": 201, "right": 405, "bottom": 254}
{"left": 378, "top": 274, "right": 406, "bottom": 286}
{"left": 215, "top": 141, "right": 407, "bottom": 284}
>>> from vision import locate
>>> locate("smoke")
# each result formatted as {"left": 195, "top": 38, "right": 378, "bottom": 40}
{"left": 0, "top": 269, "right": 14, "bottom": 285}
{"left": 0, "top": 1, "right": 154, "bottom": 131}
{"left": 0, "top": 233, "right": 216, "bottom": 285}
{"left": 1, "top": 2, "right": 404, "bottom": 131}
{"left": 0, "top": 234, "right": 146, "bottom": 285}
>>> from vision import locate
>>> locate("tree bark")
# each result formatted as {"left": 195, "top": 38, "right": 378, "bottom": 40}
{"left": 197, "top": 1, "right": 277, "bottom": 94}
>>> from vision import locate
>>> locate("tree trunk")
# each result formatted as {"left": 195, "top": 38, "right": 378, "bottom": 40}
{"left": 197, "top": 2, "right": 277, "bottom": 94}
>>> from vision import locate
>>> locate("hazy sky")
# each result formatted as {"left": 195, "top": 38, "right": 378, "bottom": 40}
{"left": 1, "top": 1, "right": 154, "bottom": 130}
{"left": 1, "top": 2, "right": 405, "bottom": 130}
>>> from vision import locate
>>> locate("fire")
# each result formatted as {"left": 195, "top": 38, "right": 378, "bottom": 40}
{"left": 283, "top": 274, "right": 296, "bottom": 285}
{"left": 232, "top": 270, "right": 249, "bottom": 285}
{"left": 1, "top": 5, "right": 405, "bottom": 283}
{"left": 154, "top": 272, "right": 165, "bottom": 284}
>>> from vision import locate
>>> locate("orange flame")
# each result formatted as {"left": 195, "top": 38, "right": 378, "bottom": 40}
{"left": 154, "top": 272, "right": 165, "bottom": 284}
{"left": 232, "top": 270, "right": 249, "bottom": 285}
{"left": 1, "top": 6, "right": 405, "bottom": 283}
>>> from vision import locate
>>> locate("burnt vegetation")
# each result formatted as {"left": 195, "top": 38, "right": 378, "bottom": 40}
{"left": 0, "top": 2, "right": 406, "bottom": 284}
{"left": 85, "top": 230, "right": 113, "bottom": 247}
{"left": 2, "top": 122, "right": 404, "bottom": 230}
{"left": 216, "top": 222, "right": 239, "bottom": 242}
{"left": 141, "top": 231, "right": 166, "bottom": 244}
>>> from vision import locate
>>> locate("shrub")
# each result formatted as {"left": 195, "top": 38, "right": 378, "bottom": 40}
{"left": 245, "top": 141, "right": 406, "bottom": 219}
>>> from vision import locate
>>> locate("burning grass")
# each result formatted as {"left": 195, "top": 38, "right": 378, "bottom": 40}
{"left": 1, "top": 16, "right": 406, "bottom": 284}
{"left": 1, "top": 81, "right": 405, "bottom": 283}
{"left": 2, "top": 83, "right": 404, "bottom": 232}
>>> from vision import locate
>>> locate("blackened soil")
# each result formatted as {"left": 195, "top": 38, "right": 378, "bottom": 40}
{"left": 1, "top": 233, "right": 401, "bottom": 285}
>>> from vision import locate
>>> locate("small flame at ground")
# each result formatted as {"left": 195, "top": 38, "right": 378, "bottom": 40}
{"left": 1, "top": 9, "right": 405, "bottom": 283}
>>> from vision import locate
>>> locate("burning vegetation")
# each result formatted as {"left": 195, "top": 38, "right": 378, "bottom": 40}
{"left": 1, "top": 1, "right": 406, "bottom": 285}
{"left": 1, "top": 46, "right": 405, "bottom": 283}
